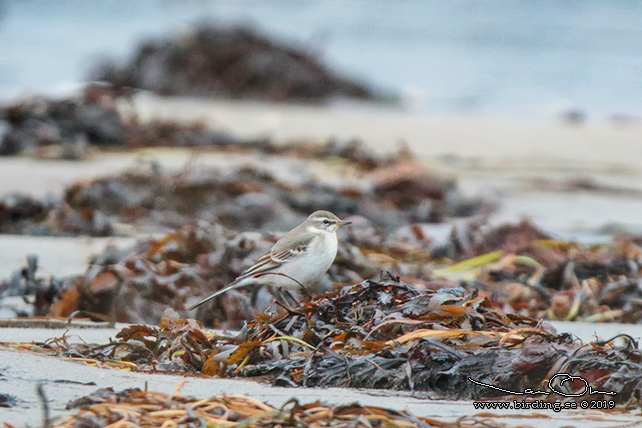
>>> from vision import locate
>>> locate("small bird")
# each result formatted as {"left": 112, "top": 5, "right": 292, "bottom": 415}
{"left": 188, "top": 210, "right": 351, "bottom": 310}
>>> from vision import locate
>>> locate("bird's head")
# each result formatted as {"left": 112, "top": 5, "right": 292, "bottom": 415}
{"left": 305, "top": 210, "right": 352, "bottom": 233}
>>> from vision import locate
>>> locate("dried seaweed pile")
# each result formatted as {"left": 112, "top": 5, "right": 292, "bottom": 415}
{"left": 0, "top": 193, "right": 55, "bottom": 234}
{"left": 5, "top": 218, "right": 642, "bottom": 327}
{"left": 8, "top": 279, "right": 642, "bottom": 402}
{"left": 1, "top": 86, "right": 120, "bottom": 156}
{"left": 0, "top": 83, "right": 388, "bottom": 157}
{"left": 55, "top": 388, "right": 460, "bottom": 428}
{"left": 90, "top": 23, "right": 386, "bottom": 102}
{"left": 1, "top": 21, "right": 389, "bottom": 156}
{"left": 438, "top": 222, "right": 642, "bottom": 323}
{"left": 8, "top": 224, "right": 380, "bottom": 326}
{"left": 0, "top": 152, "right": 475, "bottom": 237}
{"left": 0, "top": 85, "right": 247, "bottom": 156}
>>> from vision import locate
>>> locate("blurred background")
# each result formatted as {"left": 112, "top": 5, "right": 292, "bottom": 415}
{"left": 4, "top": 4, "right": 642, "bottom": 423}
{"left": 1, "top": 0, "right": 642, "bottom": 241}
{"left": 1, "top": 0, "right": 642, "bottom": 237}
{"left": 2, "top": 0, "right": 642, "bottom": 322}
{"left": 2, "top": 0, "right": 642, "bottom": 120}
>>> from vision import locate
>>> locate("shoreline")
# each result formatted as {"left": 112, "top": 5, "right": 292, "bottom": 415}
{"left": 3, "top": 97, "right": 642, "bottom": 427}
{"left": 3, "top": 96, "right": 642, "bottom": 240}
{"left": 131, "top": 94, "right": 642, "bottom": 169}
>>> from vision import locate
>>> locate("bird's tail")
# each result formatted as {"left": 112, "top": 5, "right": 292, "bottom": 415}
{"left": 187, "top": 280, "right": 243, "bottom": 311}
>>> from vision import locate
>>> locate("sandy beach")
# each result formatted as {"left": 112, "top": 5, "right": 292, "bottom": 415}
{"left": 3, "top": 318, "right": 642, "bottom": 428}
{"left": 2, "top": 100, "right": 642, "bottom": 428}
{"left": 133, "top": 94, "right": 642, "bottom": 168}
{"left": 4, "top": 4, "right": 642, "bottom": 426}
{"left": 3, "top": 98, "right": 642, "bottom": 427}
{"left": 3, "top": 95, "right": 642, "bottom": 241}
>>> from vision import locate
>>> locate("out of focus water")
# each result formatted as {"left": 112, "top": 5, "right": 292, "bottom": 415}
{"left": 1, "top": 0, "right": 642, "bottom": 120}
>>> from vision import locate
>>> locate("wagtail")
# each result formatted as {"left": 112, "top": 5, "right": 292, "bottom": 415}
{"left": 188, "top": 210, "right": 351, "bottom": 310}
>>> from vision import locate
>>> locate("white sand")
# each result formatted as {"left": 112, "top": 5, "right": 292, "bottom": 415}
{"left": 2, "top": 98, "right": 642, "bottom": 426}
{"left": 2, "top": 320, "right": 642, "bottom": 427}
{"left": 132, "top": 94, "right": 642, "bottom": 169}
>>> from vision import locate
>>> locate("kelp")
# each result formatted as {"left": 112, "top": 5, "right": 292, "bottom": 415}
{"left": 1, "top": 83, "right": 388, "bottom": 161}
{"left": 89, "top": 22, "right": 386, "bottom": 102}
{"left": 6, "top": 224, "right": 379, "bottom": 326}
{"left": 6, "top": 278, "right": 642, "bottom": 403}
{"left": 53, "top": 156, "right": 463, "bottom": 235}
{"left": 52, "top": 387, "right": 488, "bottom": 428}
{"left": 438, "top": 222, "right": 642, "bottom": 323}
{"left": 1, "top": 100, "right": 474, "bottom": 236}
{"left": 5, "top": 217, "right": 642, "bottom": 328}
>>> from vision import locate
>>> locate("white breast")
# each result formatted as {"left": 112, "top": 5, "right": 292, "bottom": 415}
{"left": 278, "top": 232, "right": 338, "bottom": 288}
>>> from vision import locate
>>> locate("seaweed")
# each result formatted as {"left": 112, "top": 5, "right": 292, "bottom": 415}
{"left": 55, "top": 387, "right": 473, "bottom": 428}
{"left": 89, "top": 23, "right": 387, "bottom": 103}
{"left": 7, "top": 277, "right": 642, "bottom": 403}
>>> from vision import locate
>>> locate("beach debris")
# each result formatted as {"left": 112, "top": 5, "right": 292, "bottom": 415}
{"left": 5, "top": 277, "right": 642, "bottom": 404}
{"left": 89, "top": 23, "right": 387, "bottom": 103}
{"left": 437, "top": 222, "right": 642, "bottom": 323}
{"left": 0, "top": 148, "right": 471, "bottom": 236}
{"left": 3, "top": 216, "right": 642, "bottom": 326}
{"left": 0, "top": 82, "right": 392, "bottom": 162}
{"left": 10, "top": 223, "right": 379, "bottom": 327}
{"left": 0, "top": 393, "right": 18, "bottom": 408}
{"left": 56, "top": 388, "right": 472, "bottom": 428}
{"left": 0, "top": 194, "right": 53, "bottom": 234}
{"left": 0, "top": 84, "right": 398, "bottom": 164}
{"left": 0, "top": 87, "right": 124, "bottom": 156}
{"left": 0, "top": 86, "right": 248, "bottom": 156}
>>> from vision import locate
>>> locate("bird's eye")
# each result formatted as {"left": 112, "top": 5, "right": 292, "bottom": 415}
{"left": 323, "top": 219, "right": 330, "bottom": 224}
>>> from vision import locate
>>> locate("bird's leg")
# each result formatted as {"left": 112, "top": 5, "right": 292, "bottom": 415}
{"left": 271, "top": 289, "right": 307, "bottom": 317}
{"left": 254, "top": 272, "right": 312, "bottom": 299}
{"left": 276, "top": 288, "right": 293, "bottom": 310}
{"left": 283, "top": 290, "right": 299, "bottom": 307}
{"left": 250, "top": 287, "right": 260, "bottom": 307}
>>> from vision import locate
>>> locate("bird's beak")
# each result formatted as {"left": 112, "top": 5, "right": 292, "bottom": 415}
{"left": 338, "top": 220, "right": 352, "bottom": 226}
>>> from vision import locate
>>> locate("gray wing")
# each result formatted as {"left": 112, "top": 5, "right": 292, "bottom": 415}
{"left": 237, "top": 227, "right": 314, "bottom": 280}
{"left": 188, "top": 228, "right": 313, "bottom": 310}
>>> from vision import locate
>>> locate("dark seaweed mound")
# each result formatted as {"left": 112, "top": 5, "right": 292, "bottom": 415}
{"left": 90, "top": 23, "right": 387, "bottom": 103}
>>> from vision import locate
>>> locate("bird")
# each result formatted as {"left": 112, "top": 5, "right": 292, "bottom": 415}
{"left": 188, "top": 210, "right": 352, "bottom": 310}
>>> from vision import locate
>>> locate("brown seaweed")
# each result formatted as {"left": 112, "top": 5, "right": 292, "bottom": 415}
{"left": 89, "top": 23, "right": 387, "bottom": 103}
{"left": 55, "top": 388, "right": 481, "bottom": 428}
{"left": 6, "top": 277, "right": 642, "bottom": 403}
